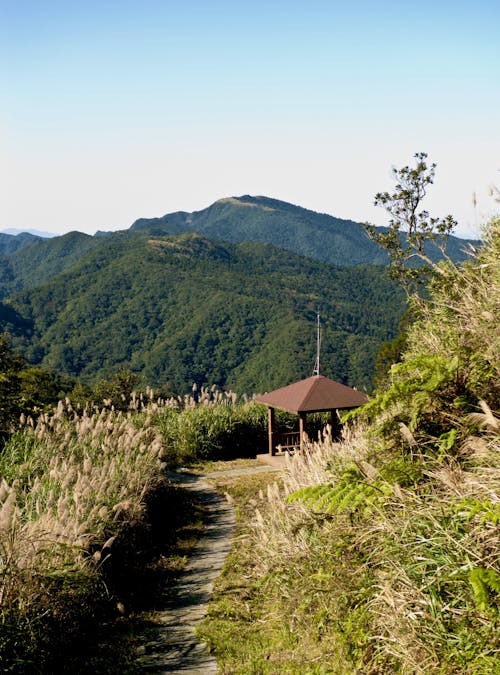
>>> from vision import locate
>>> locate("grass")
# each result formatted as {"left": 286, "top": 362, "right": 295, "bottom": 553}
{"left": 199, "top": 470, "right": 363, "bottom": 674}
{"left": 149, "top": 392, "right": 268, "bottom": 466}
{"left": 186, "top": 457, "right": 261, "bottom": 474}
{"left": 0, "top": 400, "right": 206, "bottom": 673}
{"left": 199, "top": 432, "right": 499, "bottom": 674}
{"left": 0, "top": 389, "right": 269, "bottom": 672}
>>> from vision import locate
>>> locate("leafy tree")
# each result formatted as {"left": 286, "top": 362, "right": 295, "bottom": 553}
{"left": 372, "top": 308, "right": 414, "bottom": 390}
{"left": 0, "top": 333, "right": 77, "bottom": 444}
{"left": 68, "top": 380, "right": 94, "bottom": 410}
{"left": 92, "top": 369, "right": 141, "bottom": 411}
{"left": 365, "top": 152, "right": 459, "bottom": 290}
{"left": 0, "top": 332, "right": 24, "bottom": 441}
{"left": 18, "top": 367, "right": 74, "bottom": 413}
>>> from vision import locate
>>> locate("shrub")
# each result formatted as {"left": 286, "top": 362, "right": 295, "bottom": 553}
{"left": 150, "top": 388, "right": 268, "bottom": 465}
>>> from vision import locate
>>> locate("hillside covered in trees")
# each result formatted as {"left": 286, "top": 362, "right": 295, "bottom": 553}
{"left": 0, "top": 230, "right": 405, "bottom": 393}
{"left": 0, "top": 194, "right": 477, "bottom": 394}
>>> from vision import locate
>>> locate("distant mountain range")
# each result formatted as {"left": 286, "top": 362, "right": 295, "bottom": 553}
{"left": 2, "top": 195, "right": 476, "bottom": 266}
{"left": 0, "top": 227, "right": 55, "bottom": 238}
{"left": 0, "top": 196, "right": 476, "bottom": 393}
{"left": 0, "top": 231, "right": 45, "bottom": 255}
{"left": 0, "top": 232, "right": 406, "bottom": 393}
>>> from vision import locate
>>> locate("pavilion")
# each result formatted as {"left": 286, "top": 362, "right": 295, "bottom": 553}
{"left": 256, "top": 374, "right": 368, "bottom": 456}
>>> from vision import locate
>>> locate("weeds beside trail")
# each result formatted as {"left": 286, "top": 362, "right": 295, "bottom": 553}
{"left": 0, "top": 391, "right": 268, "bottom": 672}
{"left": 0, "top": 401, "right": 169, "bottom": 672}
{"left": 201, "top": 219, "right": 500, "bottom": 673}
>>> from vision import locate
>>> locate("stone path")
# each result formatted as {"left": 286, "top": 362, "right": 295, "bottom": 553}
{"left": 135, "top": 464, "right": 281, "bottom": 674}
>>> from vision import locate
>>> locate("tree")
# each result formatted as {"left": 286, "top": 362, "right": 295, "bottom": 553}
{"left": 93, "top": 369, "right": 141, "bottom": 411}
{"left": 0, "top": 332, "right": 24, "bottom": 441}
{"left": 365, "top": 152, "right": 458, "bottom": 290}
{"left": 18, "top": 367, "right": 74, "bottom": 413}
{"left": 0, "top": 333, "right": 76, "bottom": 444}
{"left": 372, "top": 308, "right": 414, "bottom": 390}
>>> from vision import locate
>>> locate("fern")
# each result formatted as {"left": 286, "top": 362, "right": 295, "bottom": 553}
{"left": 456, "top": 498, "right": 500, "bottom": 526}
{"left": 287, "top": 465, "right": 393, "bottom": 518}
{"left": 469, "top": 567, "right": 500, "bottom": 611}
{"left": 437, "top": 429, "right": 458, "bottom": 451}
{"left": 345, "top": 353, "right": 462, "bottom": 432}
{"left": 379, "top": 457, "right": 422, "bottom": 487}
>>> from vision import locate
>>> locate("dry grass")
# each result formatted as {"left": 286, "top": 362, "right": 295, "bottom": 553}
{"left": 244, "top": 413, "right": 499, "bottom": 672}
{"left": 0, "top": 400, "right": 166, "bottom": 670}
{"left": 0, "top": 386, "right": 268, "bottom": 671}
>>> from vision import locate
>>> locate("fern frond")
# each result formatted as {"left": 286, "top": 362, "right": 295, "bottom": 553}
{"left": 469, "top": 567, "right": 500, "bottom": 611}
{"left": 456, "top": 498, "right": 500, "bottom": 526}
{"left": 287, "top": 466, "right": 394, "bottom": 519}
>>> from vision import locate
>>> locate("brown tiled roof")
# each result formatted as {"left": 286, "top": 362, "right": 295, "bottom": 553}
{"left": 256, "top": 375, "right": 368, "bottom": 413}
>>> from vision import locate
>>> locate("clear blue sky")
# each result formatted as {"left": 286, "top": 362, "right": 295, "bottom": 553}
{"left": 1, "top": 0, "right": 499, "bottom": 238}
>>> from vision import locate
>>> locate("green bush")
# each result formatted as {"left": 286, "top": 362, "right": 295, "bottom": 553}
{"left": 152, "top": 397, "right": 268, "bottom": 465}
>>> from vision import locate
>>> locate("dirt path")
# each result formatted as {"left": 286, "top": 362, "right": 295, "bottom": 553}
{"left": 135, "top": 464, "right": 281, "bottom": 673}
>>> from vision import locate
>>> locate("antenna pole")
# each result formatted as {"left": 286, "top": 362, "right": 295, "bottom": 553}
{"left": 313, "top": 310, "right": 321, "bottom": 376}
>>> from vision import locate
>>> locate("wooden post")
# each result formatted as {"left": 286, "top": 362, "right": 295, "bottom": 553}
{"left": 267, "top": 407, "right": 275, "bottom": 455}
{"left": 330, "top": 409, "right": 340, "bottom": 440}
{"left": 299, "top": 413, "right": 307, "bottom": 452}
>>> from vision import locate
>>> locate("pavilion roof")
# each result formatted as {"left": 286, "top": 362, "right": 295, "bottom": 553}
{"left": 256, "top": 374, "right": 368, "bottom": 414}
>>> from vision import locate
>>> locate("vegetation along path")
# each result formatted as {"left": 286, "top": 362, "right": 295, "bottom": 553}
{"left": 135, "top": 463, "right": 281, "bottom": 673}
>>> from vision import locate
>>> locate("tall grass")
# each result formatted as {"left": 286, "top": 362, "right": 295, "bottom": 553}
{"left": 148, "top": 387, "right": 268, "bottom": 465}
{"left": 249, "top": 417, "right": 499, "bottom": 672}
{"left": 0, "top": 386, "right": 268, "bottom": 671}
{"left": 0, "top": 400, "right": 166, "bottom": 670}
{"left": 243, "top": 219, "right": 499, "bottom": 673}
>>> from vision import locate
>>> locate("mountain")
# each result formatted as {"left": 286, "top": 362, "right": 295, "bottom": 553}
{"left": 0, "top": 197, "right": 476, "bottom": 301}
{"left": 130, "top": 195, "right": 476, "bottom": 266}
{"left": 0, "top": 232, "right": 43, "bottom": 255}
{"left": 0, "top": 231, "right": 104, "bottom": 299}
{"left": 1, "top": 196, "right": 474, "bottom": 394}
{"left": 2, "top": 231, "right": 405, "bottom": 393}
{"left": 0, "top": 228, "right": 56, "bottom": 238}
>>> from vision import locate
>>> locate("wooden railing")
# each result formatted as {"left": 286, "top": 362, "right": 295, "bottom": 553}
{"left": 272, "top": 431, "right": 301, "bottom": 454}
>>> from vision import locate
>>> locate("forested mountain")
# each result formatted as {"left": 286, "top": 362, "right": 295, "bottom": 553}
{"left": 1, "top": 196, "right": 476, "bottom": 301}
{"left": 0, "top": 231, "right": 104, "bottom": 299}
{"left": 1, "top": 231, "right": 405, "bottom": 393}
{"left": 0, "top": 231, "right": 42, "bottom": 255}
{"left": 130, "top": 195, "right": 476, "bottom": 266}
{"left": 1, "top": 196, "right": 475, "bottom": 393}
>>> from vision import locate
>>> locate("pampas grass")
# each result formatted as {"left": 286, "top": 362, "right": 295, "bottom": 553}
{"left": 0, "top": 384, "right": 268, "bottom": 669}
{"left": 0, "top": 399, "right": 165, "bottom": 668}
{"left": 247, "top": 218, "right": 499, "bottom": 673}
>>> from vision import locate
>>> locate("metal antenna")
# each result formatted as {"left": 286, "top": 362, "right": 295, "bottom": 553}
{"left": 313, "top": 310, "right": 321, "bottom": 376}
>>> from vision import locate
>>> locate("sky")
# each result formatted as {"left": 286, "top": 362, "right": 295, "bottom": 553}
{"left": 1, "top": 0, "right": 499, "bottom": 239}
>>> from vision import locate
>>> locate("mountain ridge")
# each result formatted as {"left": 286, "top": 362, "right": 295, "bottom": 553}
{"left": 129, "top": 195, "right": 476, "bottom": 266}
{"left": 0, "top": 228, "right": 55, "bottom": 238}
{"left": 2, "top": 195, "right": 477, "bottom": 269}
